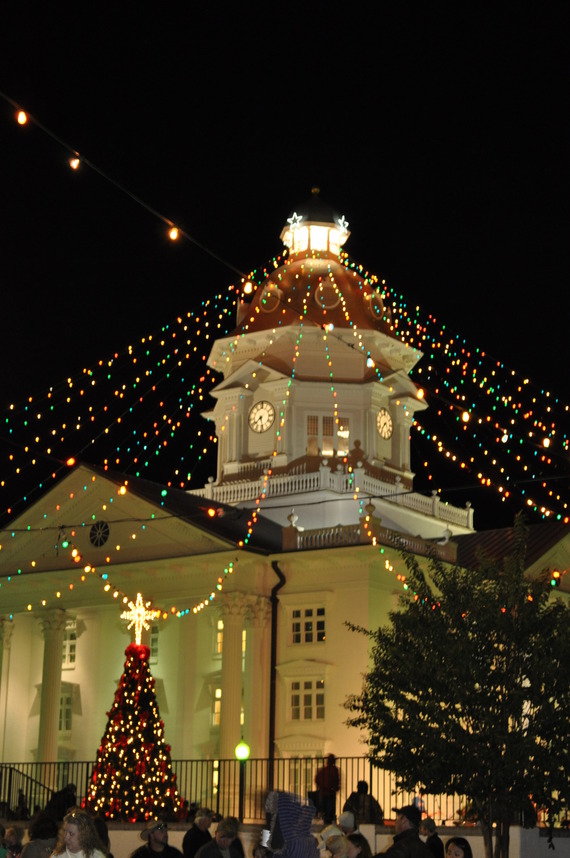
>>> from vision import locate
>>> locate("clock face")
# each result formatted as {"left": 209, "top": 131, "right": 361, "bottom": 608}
{"left": 376, "top": 407, "right": 393, "bottom": 439}
{"left": 248, "top": 400, "right": 275, "bottom": 433}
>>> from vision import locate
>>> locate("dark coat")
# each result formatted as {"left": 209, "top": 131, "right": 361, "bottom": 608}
{"left": 382, "top": 829, "right": 433, "bottom": 858}
{"left": 182, "top": 828, "right": 212, "bottom": 858}
{"left": 424, "top": 834, "right": 444, "bottom": 858}
{"left": 195, "top": 841, "right": 243, "bottom": 858}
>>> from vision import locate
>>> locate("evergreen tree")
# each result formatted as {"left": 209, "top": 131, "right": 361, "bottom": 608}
{"left": 85, "top": 643, "right": 181, "bottom": 821}
{"left": 346, "top": 516, "right": 570, "bottom": 858}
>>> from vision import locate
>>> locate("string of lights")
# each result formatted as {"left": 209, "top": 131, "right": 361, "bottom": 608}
{"left": 1, "top": 92, "right": 568, "bottom": 621}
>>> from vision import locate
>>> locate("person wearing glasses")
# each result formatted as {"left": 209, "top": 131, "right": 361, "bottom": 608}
{"left": 130, "top": 821, "right": 182, "bottom": 858}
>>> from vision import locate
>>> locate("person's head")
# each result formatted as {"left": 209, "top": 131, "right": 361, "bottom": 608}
{"left": 327, "top": 754, "right": 336, "bottom": 766}
{"left": 392, "top": 805, "right": 421, "bottom": 835}
{"left": 346, "top": 833, "right": 372, "bottom": 858}
{"left": 320, "top": 826, "right": 342, "bottom": 852}
{"left": 420, "top": 818, "right": 436, "bottom": 837}
{"left": 29, "top": 812, "right": 58, "bottom": 842}
{"left": 5, "top": 828, "right": 23, "bottom": 847}
{"left": 215, "top": 818, "right": 238, "bottom": 848}
{"left": 338, "top": 812, "right": 355, "bottom": 835}
{"left": 59, "top": 809, "right": 104, "bottom": 856}
{"left": 325, "top": 835, "right": 348, "bottom": 858}
{"left": 445, "top": 837, "right": 473, "bottom": 858}
{"left": 139, "top": 819, "right": 169, "bottom": 852}
{"left": 356, "top": 781, "right": 368, "bottom": 796}
{"left": 194, "top": 809, "right": 213, "bottom": 832}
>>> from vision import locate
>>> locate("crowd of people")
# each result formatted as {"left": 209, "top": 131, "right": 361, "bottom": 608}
{"left": 0, "top": 780, "right": 474, "bottom": 858}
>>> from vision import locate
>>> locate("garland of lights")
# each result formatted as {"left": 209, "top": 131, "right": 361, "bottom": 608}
{"left": 0, "top": 92, "right": 568, "bottom": 622}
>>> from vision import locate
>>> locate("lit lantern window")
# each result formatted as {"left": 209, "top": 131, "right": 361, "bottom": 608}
{"left": 310, "top": 225, "right": 328, "bottom": 251}
{"left": 292, "top": 227, "right": 309, "bottom": 253}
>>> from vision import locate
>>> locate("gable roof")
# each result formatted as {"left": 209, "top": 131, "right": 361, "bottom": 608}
{"left": 454, "top": 520, "right": 570, "bottom": 591}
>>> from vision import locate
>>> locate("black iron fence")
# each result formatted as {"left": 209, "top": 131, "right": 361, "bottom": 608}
{"left": 1, "top": 757, "right": 469, "bottom": 824}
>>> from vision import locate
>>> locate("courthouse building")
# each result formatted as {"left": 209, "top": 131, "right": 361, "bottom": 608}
{"left": 0, "top": 193, "right": 567, "bottom": 800}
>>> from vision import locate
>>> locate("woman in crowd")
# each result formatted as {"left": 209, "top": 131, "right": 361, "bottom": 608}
{"left": 346, "top": 833, "right": 372, "bottom": 858}
{"left": 444, "top": 837, "right": 473, "bottom": 858}
{"left": 50, "top": 810, "right": 108, "bottom": 858}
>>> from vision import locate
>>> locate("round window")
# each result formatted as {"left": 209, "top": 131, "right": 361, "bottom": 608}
{"left": 90, "top": 520, "right": 110, "bottom": 547}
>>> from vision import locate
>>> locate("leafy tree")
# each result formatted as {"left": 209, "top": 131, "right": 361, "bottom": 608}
{"left": 345, "top": 516, "right": 570, "bottom": 858}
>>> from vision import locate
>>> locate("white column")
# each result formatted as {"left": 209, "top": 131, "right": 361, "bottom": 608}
{"left": 0, "top": 617, "right": 15, "bottom": 761}
{"left": 244, "top": 596, "right": 271, "bottom": 759}
{"left": 37, "top": 609, "right": 68, "bottom": 762}
{"left": 219, "top": 593, "right": 248, "bottom": 760}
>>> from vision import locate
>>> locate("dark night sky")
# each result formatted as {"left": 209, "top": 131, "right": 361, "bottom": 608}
{"left": 1, "top": 6, "right": 568, "bottom": 406}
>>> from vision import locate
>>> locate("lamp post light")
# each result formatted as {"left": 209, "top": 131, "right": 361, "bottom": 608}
{"left": 235, "top": 739, "right": 250, "bottom": 822}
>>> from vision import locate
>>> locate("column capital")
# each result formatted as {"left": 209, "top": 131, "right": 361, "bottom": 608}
{"left": 247, "top": 595, "right": 271, "bottom": 627}
{"left": 219, "top": 591, "right": 250, "bottom": 621}
{"left": 0, "top": 617, "right": 15, "bottom": 648}
{"left": 38, "top": 608, "right": 69, "bottom": 636}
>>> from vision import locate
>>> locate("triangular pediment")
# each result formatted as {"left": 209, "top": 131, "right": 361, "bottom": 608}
{"left": 0, "top": 464, "right": 284, "bottom": 615}
{"left": 209, "top": 359, "right": 289, "bottom": 395}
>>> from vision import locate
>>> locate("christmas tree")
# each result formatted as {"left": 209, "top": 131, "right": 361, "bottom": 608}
{"left": 85, "top": 595, "right": 182, "bottom": 820}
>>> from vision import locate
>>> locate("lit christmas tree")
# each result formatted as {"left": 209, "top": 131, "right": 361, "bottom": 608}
{"left": 85, "top": 594, "right": 182, "bottom": 820}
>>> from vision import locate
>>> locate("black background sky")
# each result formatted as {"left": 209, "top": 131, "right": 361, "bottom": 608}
{"left": 1, "top": 6, "right": 568, "bottom": 408}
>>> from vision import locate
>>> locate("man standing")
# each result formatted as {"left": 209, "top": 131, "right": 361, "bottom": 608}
{"left": 183, "top": 810, "right": 214, "bottom": 858}
{"left": 315, "top": 755, "right": 340, "bottom": 824}
{"left": 419, "top": 819, "right": 444, "bottom": 858}
{"left": 383, "top": 806, "right": 431, "bottom": 857}
{"left": 130, "top": 821, "right": 183, "bottom": 858}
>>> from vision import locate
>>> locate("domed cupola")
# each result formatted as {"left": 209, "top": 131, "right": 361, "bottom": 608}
{"left": 280, "top": 187, "right": 350, "bottom": 258}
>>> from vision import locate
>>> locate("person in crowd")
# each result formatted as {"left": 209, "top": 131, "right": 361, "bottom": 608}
{"left": 19, "top": 812, "right": 58, "bottom": 858}
{"left": 323, "top": 836, "right": 348, "bottom": 858}
{"left": 182, "top": 809, "right": 214, "bottom": 858}
{"left": 338, "top": 814, "right": 356, "bottom": 836}
{"left": 318, "top": 827, "right": 342, "bottom": 854}
{"left": 45, "top": 786, "right": 77, "bottom": 824}
{"left": 443, "top": 838, "right": 472, "bottom": 858}
{"left": 130, "top": 821, "right": 182, "bottom": 858}
{"left": 383, "top": 806, "right": 431, "bottom": 857}
{"left": 412, "top": 792, "right": 426, "bottom": 817}
{"left": 195, "top": 818, "right": 242, "bottom": 858}
{"left": 51, "top": 809, "right": 107, "bottom": 858}
{"left": 4, "top": 827, "right": 24, "bottom": 858}
{"left": 419, "top": 820, "right": 443, "bottom": 858}
{"left": 315, "top": 755, "right": 340, "bottom": 825}
{"left": 343, "top": 782, "right": 383, "bottom": 826}
{"left": 16, "top": 792, "right": 29, "bottom": 821}
{"left": 346, "top": 833, "right": 372, "bottom": 858}
{"left": 264, "top": 791, "right": 319, "bottom": 858}
{"left": 90, "top": 817, "right": 113, "bottom": 858}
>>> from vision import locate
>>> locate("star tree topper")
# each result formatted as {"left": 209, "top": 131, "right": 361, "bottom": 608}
{"left": 121, "top": 592, "right": 159, "bottom": 644}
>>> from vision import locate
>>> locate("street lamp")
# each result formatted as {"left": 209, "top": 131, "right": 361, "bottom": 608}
{"left": 235, "top": 739, "right": 250, "bottom": 822}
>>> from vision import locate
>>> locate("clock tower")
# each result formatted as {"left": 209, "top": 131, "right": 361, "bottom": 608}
{"left": 201, "top": 190, "right": 473, "bottom": 538}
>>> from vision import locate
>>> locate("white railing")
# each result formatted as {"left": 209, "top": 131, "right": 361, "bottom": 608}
{"left": 190, "top": 467, "right": 473, "bottom": 530}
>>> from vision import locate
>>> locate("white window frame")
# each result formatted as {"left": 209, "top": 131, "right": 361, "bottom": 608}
{"left": 59, "top": 688, "right": 73, "bottom": 734}
{"left": 62, "top": 620, "right": 77, "bottom": 669}
{"left": 290, "top": 678, "right": 325, "bottom": 721}
{"left": 291, "top": 607, "right": 326, "bottom": 644}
